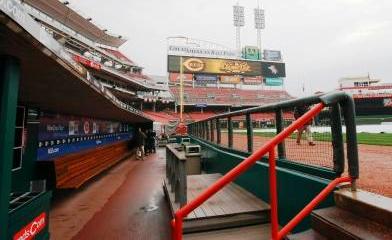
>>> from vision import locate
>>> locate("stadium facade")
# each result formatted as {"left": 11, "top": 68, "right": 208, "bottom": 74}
{"left": 338, "top": 75, "right": 392, "bottom": 116}
{"left": 142, "top": 37, "right": 293, "bottom": 132}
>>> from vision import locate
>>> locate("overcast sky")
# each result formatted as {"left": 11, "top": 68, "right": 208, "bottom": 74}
{"left": 68, "top": 0, "right": 392, "bottom": 97}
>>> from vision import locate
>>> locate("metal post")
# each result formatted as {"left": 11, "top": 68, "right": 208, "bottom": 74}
{"left": 246, "top": 113, "right": 253, "bottom": 152}
{"left": 275, "top": 109, "right": 286, "bottom": 159}
{"left": 0, "top": 56, "right": 20, "bottom": 239}
{"left": 330, "top": 104, "right": 344, "bottom": 176}
{"left": 210, "top": 120, "right": 215, "bottom": 142}
{"left": 216, "top": 118, "right": 221, "bottom": 145}
{"left": 228, "top": 117, "right": 233, "bottom": 148}
{"left": 341, "top": 97, "right": 359, "bottom": 189}
{"left": 179, "top": 57, "right": 184, "bottom": 123}
{"left": 202, "top": 122, "right": 206, "bottom": 139}
{"left": 206, "top": 121, "right": 210, "bottom": 141}
{"left": 269, "top": 149, "right": 279, "bottom": 240}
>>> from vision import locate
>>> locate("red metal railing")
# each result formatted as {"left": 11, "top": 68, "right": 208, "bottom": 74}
{"left": 171, "top": 103, "right": 353, "bottom": 240}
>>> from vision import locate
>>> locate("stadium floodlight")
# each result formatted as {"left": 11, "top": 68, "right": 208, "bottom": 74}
{"left": 233, "top": 5, "right": 245, "bottom": 27}
{"left": 233, "top": 4, "right": 245, "bottom": 56}
{"left": 254, "top": 8, "right": 265, "bottom": 29}
{"left": 254, "top": 4, "right": 265, "bottom": 52}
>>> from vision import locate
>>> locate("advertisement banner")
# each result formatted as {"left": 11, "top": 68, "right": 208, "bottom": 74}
{"left": 13, "top": 213, "right": 46, "bottom": 240}
{"left": 243, "top": 76, "right": 263, "bottom": 84}
{"left": 168, "top": 73, "right": 193, "bottom": 82}
{"left": 38, "top": 113, "right": 131, "bottom": 141}
{"left": 73, "top": 55, "right": 101, "bottom": 70}
{"left": 195, "top": 74, "right": 218, "bottom": 82}
{"left": 220, "top": 75, "right": 241, "bottom": 84}
{"left": 168, "top": 55, "right": 262, "bottom": 76}
{"left": 263, "top": 50, "right": 282, "bottom": 61}
{"left": 265, "top": 78, "right": 284, "bottom": 86}
{"left": 168, "top": 45, "right": 237, "bottom": 59}
{"left": 242, "top": 46, "right": 260, "bottom": 60}
{"left": 384, "top": 98, "right": 392, "bottom": 107}
{"left": 261, "top": 61, "right": 286, "bottom": 78}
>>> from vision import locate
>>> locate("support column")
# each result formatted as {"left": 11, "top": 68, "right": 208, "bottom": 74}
{"left": 228, "top": 117, "right": 233, "bottom": 148}
{"left": 246, "top": 113, "right": 253, "bottom": 153}
{"left": 152, "top": 101, "right": 156, "bottom": 112}
{"left": 0, "top": 56, "right": 20, "bottom": 240}
{"left": 276, "top": 109, "right": 286, "bottom": 159}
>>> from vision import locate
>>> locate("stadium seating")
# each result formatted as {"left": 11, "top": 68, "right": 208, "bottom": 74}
{"left": 170, "top": 87, "right": 293, "bottom": 106}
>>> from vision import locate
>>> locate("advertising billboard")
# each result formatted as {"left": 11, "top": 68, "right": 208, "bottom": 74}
{"left": 261, "top": 61, "right": 286, "bottom": 78}
{"left": 168, "top": 73, "right": 193, "bottom": 82}
{"left": 168, "top": 45, "right": 237, "bottom": 59}
{"left": 194, "top": 74, "right": 218, "bottom": 86}
{"left": 37, "top": 113, "right": 134, "bottom": 161}
{"left": 265, "top": 78, "right": 284, "bottom": 86}
{"left": 72, "top": 55, "right": 101, "bottom": 70}
{"left": 168, "top": 55, "right": 262, "bottom": 76}
{"left": 242, "top": 46, "right": 260, "bottom": 60}
{"left": 243, "top": 76, "right": 263, "bottom": 84}
{"left": 220, "top": 75, "right": 241, "bottom": 84}
{"left": 263, "top": 50, "right": 282, "bottom": 61}
{"left": 195, "top": 74, "right": 218, "bottom": 82}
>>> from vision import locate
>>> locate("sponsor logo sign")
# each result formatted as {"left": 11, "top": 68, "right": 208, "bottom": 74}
{"left": 243, "top": 76, "right": 263, "bottom": 84}
{"left": 168, "top": 45, "right": 237, "bottom": 59}
{"left": 242, "top": 46, "right": 260, "bottom": 60}
{"left": 265, "top": 78, "right": 284, "bottom": 86}
{"left": 169, "top": 73, "right": 193, "bottom": 82}
{"left": 13, "top": 212, "right": 46, "bottom": 240}
{"left": 168, "top": 55, "right": 262, "bottom": 76}
{"left": 183, "top": 58, "right": 205, "bottom": 72}
{"left": 72, "top": 55, "right": 101, "bottom": 70}
{"left": 220, "top": 75, "right": 241, "bottom": 84}
{"left": 384, "top": 98, "right": 392, "bottom": 108}
{"left": 0, "top": 0, "right": 27, "bottom": 25}
{"left": 261, "top": 62, "right": 286, "bottom": 78}
{"left": 263, "top": 50, "right": 282, "bottom": 61}
{"left": 195, "top": 74, "right": 218, "bottom": 82}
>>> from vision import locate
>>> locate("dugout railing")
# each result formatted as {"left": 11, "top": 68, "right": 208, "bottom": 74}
{"left": 171, "top": 91, "right": 359, "bottom": 240}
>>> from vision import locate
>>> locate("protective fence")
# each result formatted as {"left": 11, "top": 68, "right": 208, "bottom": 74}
{"left": 188, "top": 92, "right": 358, "bottom": 175}
{"left": 177, "top": 92, "right": 359, "bottom": 240}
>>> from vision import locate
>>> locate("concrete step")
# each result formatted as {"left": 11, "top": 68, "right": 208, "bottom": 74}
{"left": 311, "top": 206, "right": 392, "bottom": 240}
{"left": 334, "top": 189, "right": 392, "bottom": 228}
{"left": 286, "top": 229, "right": 327, "bottom": 240}
{"left": 184, "top": 224, "right": 272, "bottom": 240}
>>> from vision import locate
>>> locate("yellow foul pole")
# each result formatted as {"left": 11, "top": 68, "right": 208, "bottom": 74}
{"left": 179, "top": 56, "right": 184, "bottom": 123}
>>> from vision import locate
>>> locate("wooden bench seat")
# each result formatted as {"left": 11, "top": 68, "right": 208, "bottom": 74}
{"left": 54, "top": 141, "right": 132, "bottom": 189}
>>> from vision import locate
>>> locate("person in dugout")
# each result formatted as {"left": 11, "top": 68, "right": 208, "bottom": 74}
{"left": 145, "top": 129, "right": 156, "bottom": 154}
{"left": 293, "top": 104, "right": 316, "bottom": 146}
{"left": 136, "top": 128, "right": 147, "bottom": 160}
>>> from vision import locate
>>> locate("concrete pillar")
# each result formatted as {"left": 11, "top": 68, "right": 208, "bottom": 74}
{"left": 0, "top": 55, "right": 20, "bottom": 239}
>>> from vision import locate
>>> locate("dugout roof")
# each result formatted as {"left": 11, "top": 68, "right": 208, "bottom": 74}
{"left": 0, "top": 3, "right": 151, "bottom": 123}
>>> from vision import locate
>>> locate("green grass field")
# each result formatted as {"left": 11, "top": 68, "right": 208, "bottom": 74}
{"left": 234, "top": 131, "right": 392, "bottom": 146}
{"left": 356, "top": 115, "right": 392, "bottom": 125}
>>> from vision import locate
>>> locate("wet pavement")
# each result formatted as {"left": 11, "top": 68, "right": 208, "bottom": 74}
{"left": 50, "top": 149, "right": 171, "bottom": 240}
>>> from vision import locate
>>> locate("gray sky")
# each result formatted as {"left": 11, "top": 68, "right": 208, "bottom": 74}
{"left": 69, "top": 0, "right": 392, "bottom": 97}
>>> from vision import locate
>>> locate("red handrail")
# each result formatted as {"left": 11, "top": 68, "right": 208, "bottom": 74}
{"left": 171, "top": 103, "right": 352, "bottom": 240}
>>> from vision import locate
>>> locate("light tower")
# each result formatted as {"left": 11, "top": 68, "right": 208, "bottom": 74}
{"left": 233, "top": 3, "right": 245, "bottom": 57}
{"left": 254, "top": 2, "right": 265, "bottom": 56}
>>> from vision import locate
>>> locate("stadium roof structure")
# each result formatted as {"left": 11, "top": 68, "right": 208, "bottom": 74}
{"left": 23, "top": 0, "right": 126, "bottom": 48}
{"left": 0, "top": 1, "right": 151, "bottom": 123}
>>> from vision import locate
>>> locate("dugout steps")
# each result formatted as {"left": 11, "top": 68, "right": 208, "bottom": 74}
{"left": 288, "top": 189, "right": 392, "bottom": 240}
